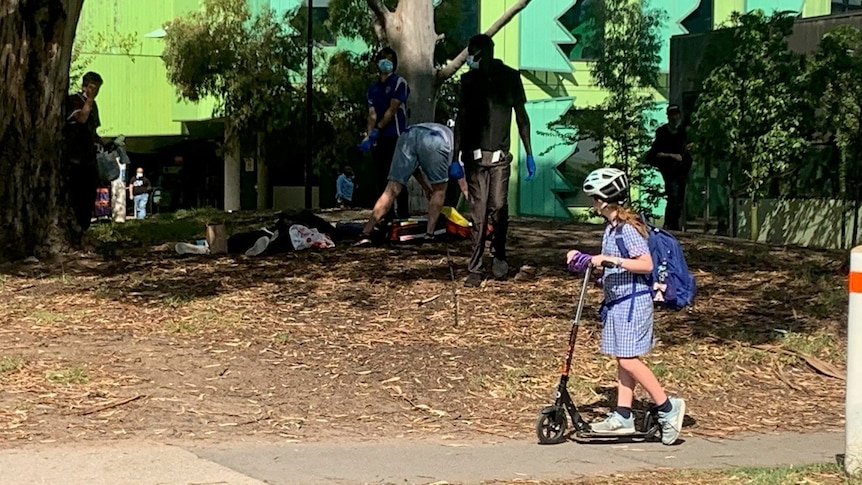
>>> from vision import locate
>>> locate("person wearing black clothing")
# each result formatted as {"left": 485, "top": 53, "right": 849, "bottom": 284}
{"left": 646, "top": 104, "right": 692, "bottom": 231}
{"left": 360, "top": 47, "right": 411, "bottom": 221}
{"left": 453, "top": 34, "right": 536, "bottom": 287}
{"left": 64, "top": 71, "right": 104, "bottom": 244}
{"left": 129, "top": 168, "right": 152, "bottom": 219}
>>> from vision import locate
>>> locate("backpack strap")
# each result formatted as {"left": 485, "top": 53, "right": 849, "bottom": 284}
{"left": 613, "top": 224, "right": 642, "bottom": 322}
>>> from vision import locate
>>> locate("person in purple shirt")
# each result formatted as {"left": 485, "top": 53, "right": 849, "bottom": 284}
{"left": 359, "top": 47, "right": 410, "bottom": 221}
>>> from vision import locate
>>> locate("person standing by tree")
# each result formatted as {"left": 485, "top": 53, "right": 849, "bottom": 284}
{"left": 359, "top": 47, "right": 410, "bottom": 221}
{"left": 64, "top": 71, "right": 104, "bottom": 246}
{"left": 454, "top": 34, "right": 536, "bottom": 287}
{"left": 645, "top": 105, "right": 692, "bottom": 231}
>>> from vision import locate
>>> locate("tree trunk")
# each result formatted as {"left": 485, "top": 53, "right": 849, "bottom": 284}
{"left": 0, "top": 0, "right": 84, "bottom": 261}
{"left": 388, "top": 1, "right": 438, "bottom": 124}
{"left": 223, "top": 119, "right": 241, "bottom": 211}
{"left": 256, "top": 131, "right": 270, "bottom": 210}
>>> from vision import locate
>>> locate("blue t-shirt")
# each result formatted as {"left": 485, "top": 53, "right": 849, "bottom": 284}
{"left": 367, "top": 74, "right": 409, "bottom": 138}
{"left": 336, "top": 174, "right": 354, "bottom": 201}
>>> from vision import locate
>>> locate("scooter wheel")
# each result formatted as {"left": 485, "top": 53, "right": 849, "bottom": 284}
{"left": 536, "top": 409, "right": 567, "bottom": 444}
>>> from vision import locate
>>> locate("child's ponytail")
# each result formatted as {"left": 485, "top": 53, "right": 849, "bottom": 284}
{"left": 614, "top": 205, "right": 648, "bottom": 238}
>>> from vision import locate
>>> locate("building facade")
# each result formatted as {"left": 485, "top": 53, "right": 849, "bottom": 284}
{"left": 76, "top": 0, "right": 355, "bottom": 211}
{"left": 480, "top": 0, "right": 836, "bottom": 220}
{"left": 78, "top": 0, "right": 842, "bottom": 216}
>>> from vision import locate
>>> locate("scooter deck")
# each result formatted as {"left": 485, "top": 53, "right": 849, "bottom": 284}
{"left": 573, "top": 429, "right": 660, "bottom": 443}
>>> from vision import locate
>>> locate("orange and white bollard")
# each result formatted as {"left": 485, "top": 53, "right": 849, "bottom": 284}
{"left": 848, "top": 245, "right": 862, "bottom": 477}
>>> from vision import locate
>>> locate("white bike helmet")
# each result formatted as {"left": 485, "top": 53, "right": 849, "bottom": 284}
{"left": 582, "top": 168, "right": 628, "bottom": 202}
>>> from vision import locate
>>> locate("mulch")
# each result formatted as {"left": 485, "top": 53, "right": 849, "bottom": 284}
{"left": 0, "top": 217, "right": 848, "bottom": 446}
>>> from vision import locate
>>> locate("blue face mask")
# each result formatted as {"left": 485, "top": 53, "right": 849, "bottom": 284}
{"left": 466, "top": 52, "right": 481, "bottom": 70}
{"left": 377, "top": 59, "right": 394, "bottom": 74}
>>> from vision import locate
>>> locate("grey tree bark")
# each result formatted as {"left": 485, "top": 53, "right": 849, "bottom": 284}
{"left": 367, "top": 0, "right": 532, "bottom": 123}
{"left": 0, "top": 0, "right": 85, "bottom": 261}
{"left": 223, "top": 119, "right": 241, "bottom": 211}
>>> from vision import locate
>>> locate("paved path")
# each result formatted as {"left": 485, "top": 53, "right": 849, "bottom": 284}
{"left": 0, "top": 432, "right": 843, "bottom": 485}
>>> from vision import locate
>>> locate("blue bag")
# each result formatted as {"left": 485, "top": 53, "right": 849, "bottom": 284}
{"left": 614, "top": 219, "right": 696, "bottom": 311}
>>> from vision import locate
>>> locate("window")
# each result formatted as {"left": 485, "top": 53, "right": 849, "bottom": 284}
{"left": 558, "top": 0, "right": 604, "bottom": 61}
{"left": 311, "top": 6, "right": 335, "bottom": 46}
{"left": 833, "top": 0, "right": 862, "bottom": 14}
{"left": 681, "top": 0, "right": 713, "bottom": 35}
{"left": 289, "top": 2, "right": 336, "bottom": 46}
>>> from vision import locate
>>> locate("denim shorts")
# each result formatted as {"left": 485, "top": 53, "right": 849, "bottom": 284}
{"left": 388, "top": 126, "right": 451, "bottom": 186}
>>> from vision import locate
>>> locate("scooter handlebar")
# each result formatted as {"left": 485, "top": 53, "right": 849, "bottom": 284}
{"left": 600, "top": 260, "right": 616, "bottom": 269}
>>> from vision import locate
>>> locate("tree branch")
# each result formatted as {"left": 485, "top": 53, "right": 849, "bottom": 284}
{"left": 436, "top": 0, "right": 532, "bottom": 83}
{"left": 366, "top": 0, "right": 392, "bottom": 44}
{"left": 374, "top": 19, "right": 387, "bottom": 44}
{"left": 366, "top": 0, "right": 391, "bottom": 27}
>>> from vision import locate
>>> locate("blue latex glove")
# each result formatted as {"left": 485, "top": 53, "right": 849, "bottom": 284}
{"left": 358, "top": 128, "right": 380, "bottom": 153}
{"left": 448, "top": 161, "right": 464, "bottom": 180}
{"left": 525, "top": 154, "right": 536, "bottom": 181}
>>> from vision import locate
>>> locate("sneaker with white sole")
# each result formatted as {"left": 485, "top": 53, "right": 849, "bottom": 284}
{"left": 590, "top": 411, "right": 635, "bottom": 435}
{"left": 657, "top": 397, "right": 686, "bottom": 445}
{"left": 245, "top": 235, "right": 271, "bottom": 256}
{"left": 175, "top": 242, "right": 209, "bottom": 255}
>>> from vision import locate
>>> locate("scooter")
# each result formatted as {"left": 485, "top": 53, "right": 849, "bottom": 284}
{"left": 535, "top": 262, "right": 662, "bottom": 444}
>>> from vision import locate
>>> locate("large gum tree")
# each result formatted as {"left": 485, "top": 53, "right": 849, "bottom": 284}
{"left": 0, "top": 0, "right": 85, "bottom": 261}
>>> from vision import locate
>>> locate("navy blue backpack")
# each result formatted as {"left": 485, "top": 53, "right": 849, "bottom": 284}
{"left": 614, "top": 219, "right": 696, "bottom": 311}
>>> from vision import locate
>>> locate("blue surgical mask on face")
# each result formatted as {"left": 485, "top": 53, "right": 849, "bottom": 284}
{"left": 377, "top": 59, "right": 394, "bottom": 74}
{"left": 466, "top": 54, "right": 480, "bottom": 70}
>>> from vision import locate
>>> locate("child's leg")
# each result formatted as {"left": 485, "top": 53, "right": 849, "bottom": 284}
{"left": 621, "top": 357, "right": 687, "bottom": 445}
{"left": 616, "top": 364, "right": 636, "bottom": 408}
{"left": 617, "top": 357, "right": 667, "bottom": 406}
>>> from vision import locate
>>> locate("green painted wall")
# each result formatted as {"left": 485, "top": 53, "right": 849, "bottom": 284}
{"left": 77, "top": 0, "right": 365, "bottom": 140}
{"left": 75, "top": 0, "right": 215, "bottom": 137}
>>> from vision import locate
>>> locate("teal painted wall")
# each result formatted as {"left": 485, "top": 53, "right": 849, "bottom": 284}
{"left": 519, "top": 98, "right": 576, "bottom": 218}
{"left": 518, "top": 0, "right": 576, "bottom": 73}
{"left": 485, "top": 0, "right": 834, "bottom": 219}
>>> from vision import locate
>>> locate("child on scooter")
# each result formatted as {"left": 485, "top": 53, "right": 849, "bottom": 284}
{"left": 566, "top": 167, "right": 685, "bottom": 445}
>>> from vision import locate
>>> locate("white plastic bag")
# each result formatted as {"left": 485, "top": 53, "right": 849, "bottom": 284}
{"left": 288, "top": 224, "right": 335, "bottom": 251}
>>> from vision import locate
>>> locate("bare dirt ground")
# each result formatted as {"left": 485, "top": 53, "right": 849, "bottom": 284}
{"left": 0, "top": 216, "right": 848, "bottom": 448}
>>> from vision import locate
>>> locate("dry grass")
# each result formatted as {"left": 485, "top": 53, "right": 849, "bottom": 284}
{"left": 482, "top": 463, "right": 861, "bottom": 484}
{"left": 0, "top": 214, "right": 848, "bottom": 446}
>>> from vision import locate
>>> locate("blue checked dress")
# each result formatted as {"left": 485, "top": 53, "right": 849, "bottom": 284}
{"left": 599, "top": 223, "right": 654, "bottom": 358}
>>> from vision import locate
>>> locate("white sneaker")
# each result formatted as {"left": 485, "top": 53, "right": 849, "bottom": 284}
{"left": 590, "top": 411, "right": 635, "bottom": 435}
{"left": 175, "top": 242, "right": 208, "bottom": 255}
{"left": 658, "top": 397, "right": 686, "bottom": 445}
{"left": 245, "top": 236, "right": 270, "bottom": 256}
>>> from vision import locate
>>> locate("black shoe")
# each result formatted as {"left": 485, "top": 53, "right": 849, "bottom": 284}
{"left": 354, "top": 234, "right": 374, "bottom": 247}
{"left": 464, "top": 272, "right": 483, "bottom": 287}
{"left": 492, "top": 257, "right": 509, "bottom": 280}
